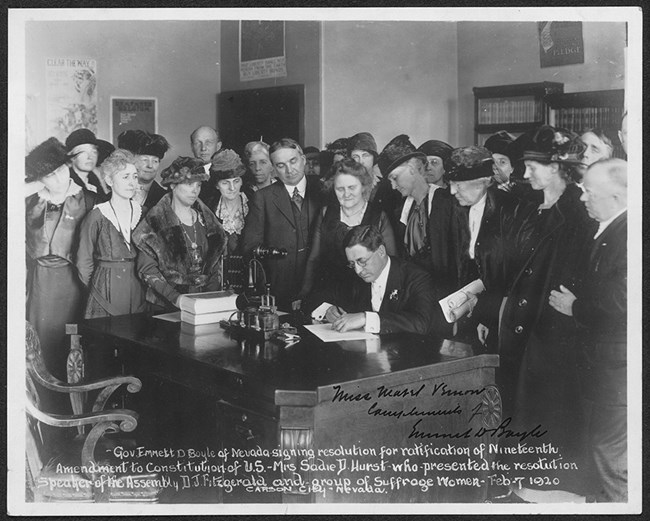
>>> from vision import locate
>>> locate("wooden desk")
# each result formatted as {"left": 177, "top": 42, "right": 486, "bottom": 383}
{"left": 75, "top": 314, "right": 501, "bottom": 503}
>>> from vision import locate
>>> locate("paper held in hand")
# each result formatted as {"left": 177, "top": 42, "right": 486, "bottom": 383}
{"left": 439, "top": 279, "right": 486, "bottom": 323}
{"left": 178, "top": 290, "right": 238, "bottom": 314}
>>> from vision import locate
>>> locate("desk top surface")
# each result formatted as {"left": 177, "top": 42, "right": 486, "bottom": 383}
{"left": 79, "top": 314, "right": 498, "bottom": 404}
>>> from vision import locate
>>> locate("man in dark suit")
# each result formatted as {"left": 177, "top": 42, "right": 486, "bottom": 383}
{"left": 549, "top": 158, "right": 628, "bottom": 502}
{"left": 308, "top": 225, "right": 440, "bottom": 335}
{"left": 241, "top": 138, "right": 322, "bottom": 311}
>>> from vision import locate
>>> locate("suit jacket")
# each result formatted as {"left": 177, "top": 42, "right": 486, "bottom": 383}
{"left": 395, "top": 187, "right": 459, "bottom": 296}
{"left": 308, "top": 256, "right": 442, "bottom": 336}
{"left": 241, "top": 176, "right": 322, "bottom": 309}
{"left": 573, "top": 212, "right": 627, "bottom": 405}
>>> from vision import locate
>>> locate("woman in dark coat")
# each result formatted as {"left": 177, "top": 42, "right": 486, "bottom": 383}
{"left": 25, "top": 138, "right": 95, "bottom": 379}
{"left": 133, "top": 156, "right": 226, "bottom": 312}
{"left": 498, "top": 126, "right": 597, "bottom": 500}
{"left": 76, "top": 149, "right": 146, "bottom": 318}
{"left": 203, "top": 149, "right": 249, "bottom": 255}
{"left": 299, "top": 158, "right": 397, "bottom": 301}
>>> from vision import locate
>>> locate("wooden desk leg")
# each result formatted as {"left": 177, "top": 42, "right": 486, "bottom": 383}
{"left": 66, "top": 324, "right": 86, "bottom": 435}
{"left": 280, "top": 428, "right": 314, "bottom": 503}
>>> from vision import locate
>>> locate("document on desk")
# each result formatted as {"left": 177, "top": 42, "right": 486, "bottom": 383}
{"left": 304, "top": 323, "right": 377, "bottom": 342}
{"left": 153, "top": 311, "right": 182, "bottom": 322}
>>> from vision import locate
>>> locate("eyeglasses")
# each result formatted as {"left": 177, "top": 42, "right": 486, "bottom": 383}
{"left": 347, "top": 249, "right": 378, "bottom": 269}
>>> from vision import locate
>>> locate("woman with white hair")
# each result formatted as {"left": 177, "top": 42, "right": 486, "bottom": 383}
{"left": 76, "top": 149, "right": 147, "bottom": 318}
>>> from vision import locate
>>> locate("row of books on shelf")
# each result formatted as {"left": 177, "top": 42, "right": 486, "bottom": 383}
{"left": 550, "top": 106, "right": 623, "bottom": 132}
{"left": 477, "top": 98, "right": 543, "bottom": 125}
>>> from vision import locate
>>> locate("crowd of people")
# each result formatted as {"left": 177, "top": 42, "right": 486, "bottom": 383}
{"left": 24, "top": 115, "right": 628, "bottom": 503}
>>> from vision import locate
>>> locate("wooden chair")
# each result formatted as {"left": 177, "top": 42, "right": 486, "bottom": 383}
{"left": 25, "top": 321, "right": 161, "bottom": 503}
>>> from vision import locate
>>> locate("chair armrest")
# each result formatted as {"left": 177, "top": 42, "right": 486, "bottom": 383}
{"left": 29, "top": 369, "right": 142, "bottom": 395}
{"left": 25, "top": 400, "right": 139, "bottom": 432}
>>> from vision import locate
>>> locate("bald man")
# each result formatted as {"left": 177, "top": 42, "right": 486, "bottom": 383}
{"left": 191, "top": 126, "right": 222, "bottom": 204}
{"left": 549, "top": 158, "right": 628, "bottom": 502}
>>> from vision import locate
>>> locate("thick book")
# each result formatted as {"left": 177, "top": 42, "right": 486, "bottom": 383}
{"left": 180, "top": 309, "right": 238, "bottom": 325}
{"left": 178, "top": 290, "right": 238, "bottom": 314}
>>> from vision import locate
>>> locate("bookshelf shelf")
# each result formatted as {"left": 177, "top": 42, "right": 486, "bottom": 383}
{"left": 473, "top": 81, "right": 564, "bottom": 145}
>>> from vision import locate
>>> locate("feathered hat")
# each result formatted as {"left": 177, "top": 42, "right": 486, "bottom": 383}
{"left": 377, "top": 134, "right": 426, "bottom": 176}
{"left": 117, "top": 130, "right": 170, "bottom": 160}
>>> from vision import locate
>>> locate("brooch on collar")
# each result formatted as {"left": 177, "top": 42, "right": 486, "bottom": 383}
{"left": 389, "top": 289, "right": 399, "bottom": 302}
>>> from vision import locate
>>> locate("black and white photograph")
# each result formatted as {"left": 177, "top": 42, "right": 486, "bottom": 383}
{"left": 7, "top": 7, "right": 642, "bottom": 515}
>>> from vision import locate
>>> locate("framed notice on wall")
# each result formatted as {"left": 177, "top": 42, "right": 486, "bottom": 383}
{"left": 538, "top": 22, "right": 584, "bottom": 68}
{"left": 239, "top": 21, "right": 287, "bottom": 81}
{"left": 110, "top": 97, "right": 157, "bottom": 145}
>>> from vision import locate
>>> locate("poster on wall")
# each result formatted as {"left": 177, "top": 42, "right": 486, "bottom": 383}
{"left": 538, "top": 22, "right": 584, "bottom": 68}
{"left": 239, "top": 20, "right": 287, "bottom": 81}
{"left": 45, "top": 57, "right": 97, "bottom": 142}
{"left": 110, "top": 97, "right": 157, "bottom": 145}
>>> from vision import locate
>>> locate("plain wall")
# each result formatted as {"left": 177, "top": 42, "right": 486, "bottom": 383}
{"left": 25, "top": 20, "right": 221, "bottom": 168}
{"left": 321, "top": 21, "right": 459, "bottom": 151}
{"left": 220, "top": 20, "right": 322, "bottom": 149}
{"left": 457, "top": 21, "right": 627, "bottom": 146}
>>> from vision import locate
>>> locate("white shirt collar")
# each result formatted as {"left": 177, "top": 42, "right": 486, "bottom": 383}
{"left": 203, "top": 163, "right": 211, "bottom": 174}
{"left": 283, "top": 175, "right": 307, "bottom": 198}
{"left": 399, "top": 184, "right": 439, "bottom": 226}
{"left": 594, "top": 207, "right": 627, "bottom": 239}
{"left": 372, "top": 256, "right": 391, "bottom": 290}
{"left": 469, "top": 192, "right": 488, "bottom": 214}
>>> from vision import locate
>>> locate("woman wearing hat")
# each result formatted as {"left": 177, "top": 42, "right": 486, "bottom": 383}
{"left": 443, "top": 145, "right": 523, "bottom": 346}
{"left": 76, "top": 149, "right": 147, "bottom": 318}
{"left": 205, "top": 149, "right": 249, "bottom": 255}
{"left": 133, "top": 157, "right": 227, "bottom": 311}
{"left": 25, "top": 137, "right": 96, "bottom": 379}
{"left": 65, "top": 128, "right": 113, "bottom": 203}
{"left": 416, "top": 139, "right": 454, "bottom": 188}
{"left": 496, "top": 126, "right": 597, "bottom": 501}
{"left": 117, "top": 129, "right": 170, "bottom": 214}
{"left": 298, "top": 158, "right": 397, "bottom": 300}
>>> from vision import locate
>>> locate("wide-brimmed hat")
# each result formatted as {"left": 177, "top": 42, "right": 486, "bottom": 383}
{"left": 483, "top": 131, "right": 515, "bottom": 156}
{"left": 209, "top": 149, "right": 246, "bottom": 181}
{"left": 160, "top": 156, "right": 208, "bottom": 186}
{"left": 65, "top": 128, "right": 98, "bottom": 152}
{"left": 377, "top": 134, "right": 426, "bottom": 176}
{"left": 347, "top": 132, "right": 378, "bottom": 157}
{"left": 521, "top": 126, "right": 585, "bottom": 165}
{"left": 417, "top": 140, "right": 453, "bottom": 162}
{"left": 25, "top": 138, "right": 69, "bottom": 182}
{"left": 445, "top": 146, "right": 494, "bottom": 182}
{"left": 117, "top": 129, "right": 170, "bottom": 160}
{"left": 96, "top": 139, "right": 115, "bottom": 167}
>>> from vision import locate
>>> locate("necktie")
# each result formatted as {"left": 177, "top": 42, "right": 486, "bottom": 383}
{"left": 292, "top": 187, "right": 303, "bottom": 211}
{"left": 404, "top": 198, "right": 428, "bottom": 257}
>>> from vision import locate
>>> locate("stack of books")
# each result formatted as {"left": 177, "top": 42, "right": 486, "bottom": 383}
{"left": 178, "top": 290, "right": 238, "bottom": 325}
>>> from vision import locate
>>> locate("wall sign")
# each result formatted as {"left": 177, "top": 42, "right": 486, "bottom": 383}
{"left": 239, "top": 21, "right": 287, "bottom": 81}
{"left": 46, "top": 57, "right": 97, "bottom": 142}
{"left": 110, "top": 97, "right": 157, "bottom": 145}
{"left": 538, "top": 22, "right": 584, "bottom": 68}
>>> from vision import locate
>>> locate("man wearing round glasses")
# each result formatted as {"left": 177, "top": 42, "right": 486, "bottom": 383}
{"left": 308, "top": 225, "right": 439, "bottom": 335}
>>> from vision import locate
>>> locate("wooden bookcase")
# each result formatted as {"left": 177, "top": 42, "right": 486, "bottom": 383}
{"left": 473, "top": 81, "right": 564, "bottom": 145}
{"left": 546, "top": 89, "right": 625, "bottom": 157}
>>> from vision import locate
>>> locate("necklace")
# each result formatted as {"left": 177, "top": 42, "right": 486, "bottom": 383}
{"left": 109, "top": 200, "right": 133, "bottom": 248}
{"left": 180, "top": 209, "right": 198, "bottom": 249}
{"left": 341, "top": 202, "right": 367, "bottom": 226}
